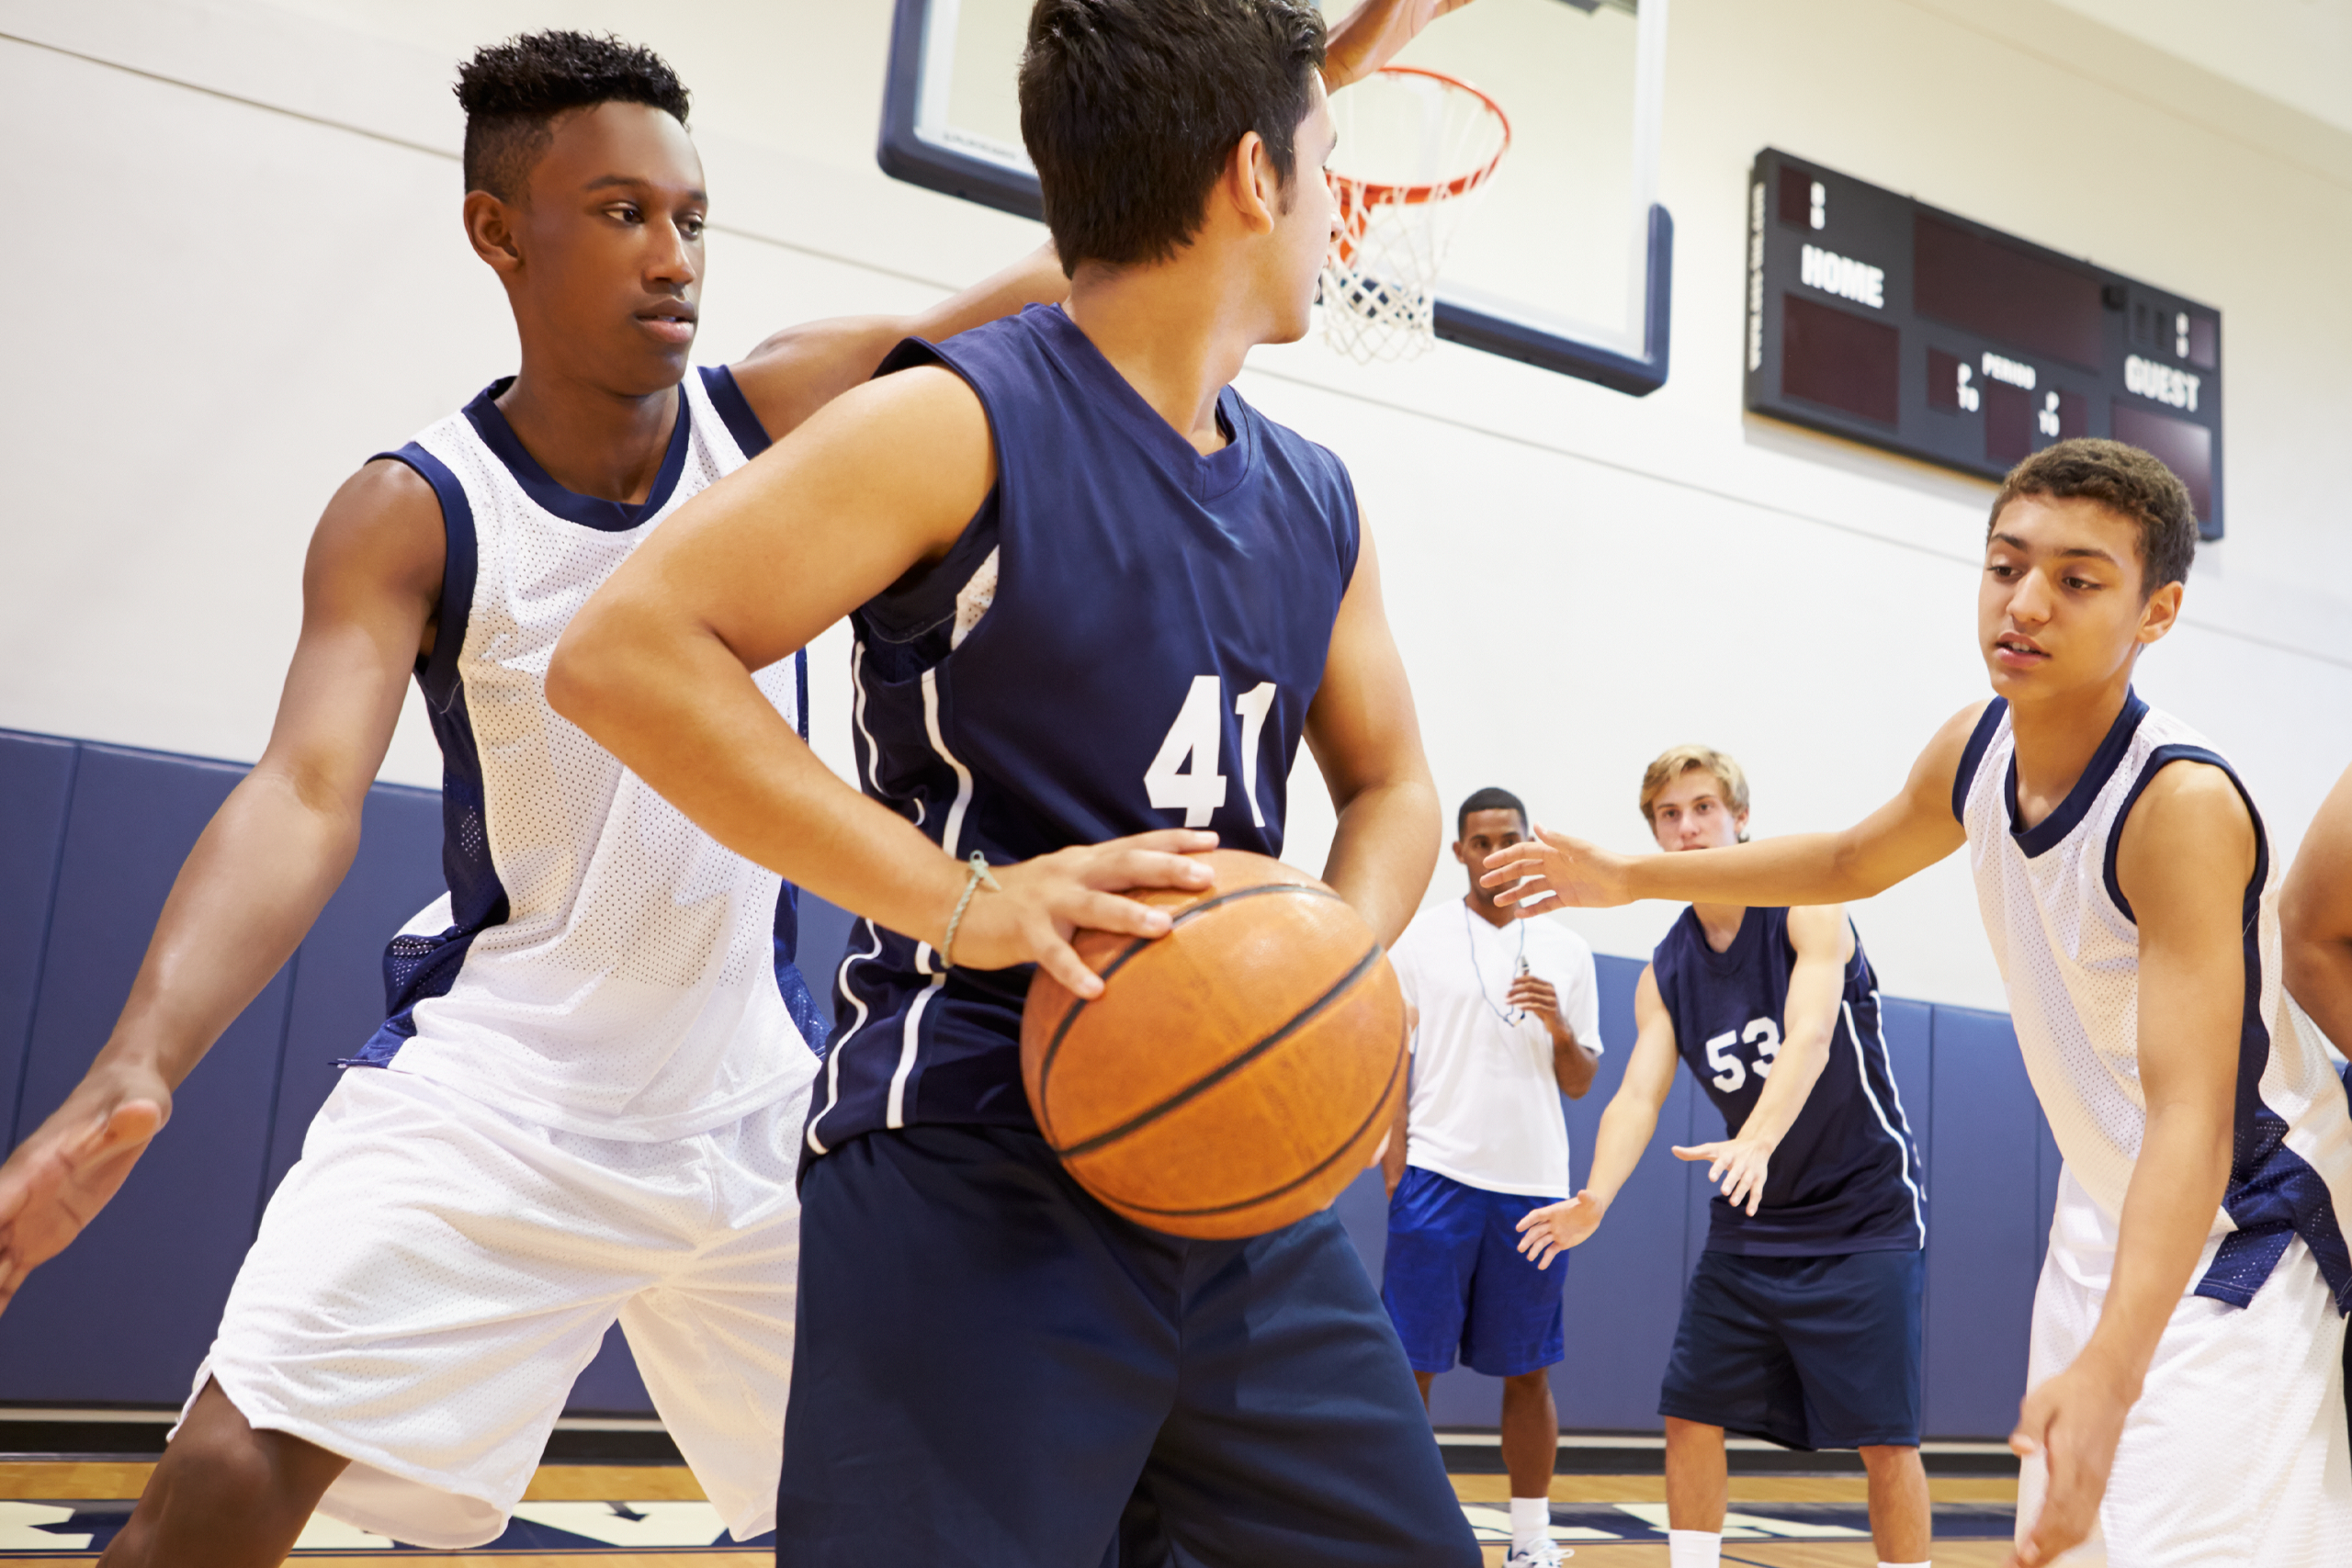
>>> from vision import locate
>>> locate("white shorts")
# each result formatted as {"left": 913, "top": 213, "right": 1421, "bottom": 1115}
{"left": 184, "top": 1066, "right": 808, "bottom": 1550}
{"left": 2017, "top": 1171, "right": 2352, "bottom": 1566}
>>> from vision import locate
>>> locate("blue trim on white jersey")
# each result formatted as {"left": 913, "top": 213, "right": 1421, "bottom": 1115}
{"left": 375, "top": 443, "right": 476, "bottom": 714}
{"left": 2098, "top": 742, "right": 2234, "bottom": 925}
{"left": 699, "top": 363, "right": 826, "bottom": 1055}
{"left": 2100, "top": 743, "right": 2352, "bottom": 1312}
{"left": 343, "top": 445, "right": 509, "bottom": 1066}
{"left": 1952, "top": 699, "right": 2007, "bottom": 823}
{"left": 2007, "top": 690, "right": 2147, "bottom": 859}
{"left": 460, "top": 378, "right": 694, "bottom": 533}
{"left": 700, "top": 365, "right": 771, "bottom": 459}
{"left": 343, "top": 440, "right": 510, "bottom": 1066}
{"left": 345, "top": 675, "right": 511, "bottom": 1067}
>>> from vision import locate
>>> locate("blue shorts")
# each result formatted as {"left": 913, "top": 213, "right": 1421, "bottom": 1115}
{"left": 1658, "top": 1247, "right": 1925, "bottom": 1450}
{"left": 777, "top": 1125, "right": 1480, "bottom": 1568}
{"left": 1380, "top": 1166, "right": 1566, "bottom": 1379}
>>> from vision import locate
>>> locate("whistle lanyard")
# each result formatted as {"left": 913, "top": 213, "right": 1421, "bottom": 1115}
{"left": 1464, "top": 901, "right": 1528, "bottom": 1026}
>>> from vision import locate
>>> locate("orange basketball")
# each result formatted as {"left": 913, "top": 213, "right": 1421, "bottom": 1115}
{"left": 1020, "top": 850, "right": 1407, "bottom": 1240}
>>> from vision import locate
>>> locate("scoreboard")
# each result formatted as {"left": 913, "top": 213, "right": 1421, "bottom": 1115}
{"left": 1744, "top": 149, "right": 2224, "bottom": 538}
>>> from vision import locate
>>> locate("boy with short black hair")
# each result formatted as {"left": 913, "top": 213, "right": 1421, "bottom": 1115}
{"left": 1521, "top": 746, "right": 1928, "bottom": 1568}
{"left": 0, "top": 29, "right": 1093, "bottom": 1564}
{"left": 552, "top": 2, "right": 1482, "bottom": 1564}
{"left": 1382, "top": 786, "right": 1602, "bottom": 1568}
{"left": 1497, "top": 438, "right": 2352, "bottom": 1566}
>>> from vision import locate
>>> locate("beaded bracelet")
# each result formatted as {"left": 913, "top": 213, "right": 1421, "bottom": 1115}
{"left": 938, "top": 851, "right": 1001, "bottom": 970}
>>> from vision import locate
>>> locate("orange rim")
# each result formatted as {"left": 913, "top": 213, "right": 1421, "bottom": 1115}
{"left": 1326, "top": 64, "right": 1513, "bottom": 215}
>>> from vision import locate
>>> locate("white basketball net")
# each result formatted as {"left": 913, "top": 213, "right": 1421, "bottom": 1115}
{"left": 1319, "top": 67, "right": 1511, "bottom": 364}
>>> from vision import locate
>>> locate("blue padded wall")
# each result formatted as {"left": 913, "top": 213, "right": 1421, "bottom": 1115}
{"left": 1923, "top": 1004, "right": 2046, "bottom": 1438}
{"left": 0, "top": 732, "right": 642, "bottom": 1412}
{"left": 0, "top": 735, "right": 2064, "bottom": 1439}
{"left": 0, "top": 735, "right": 76, "bottom": 1147}
{"left": 1551, "top": 954, "right": 1702, "bottom": 1431}
{"left": 0, "top": 744, "right": 295, "bottom": 1403}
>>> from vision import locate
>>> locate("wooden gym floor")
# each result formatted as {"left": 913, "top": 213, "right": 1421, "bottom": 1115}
{"left": 0, "top": 1460, "right": 2022, "bottom": 1565}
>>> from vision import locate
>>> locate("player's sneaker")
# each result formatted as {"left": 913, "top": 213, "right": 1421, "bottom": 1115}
{"left": 1502, "top": 1540, "right": 1569, "bottom": 1567}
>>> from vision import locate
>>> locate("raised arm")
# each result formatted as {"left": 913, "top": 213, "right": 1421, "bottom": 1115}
{"left": 726, "top": 244, "right": 1069, "bottom": 442}
{"left": 2007, "top": 762, "right": 2251, "bottom": 1568}
{"left": 2281, "top": 761, "right": 2352, "bottom": 1054}
{"left": 1299, "top": 525, "right": 1440, "bottom": 948}
{"left": 0, "top": 461, "right": 442, "bottom": 1309}
{"left": 722, "top": 3, "right": 1480, "bottom": 441}
{"left": 1321, "top": 0, "right": 1480, "bottom": 88}
{"left": 546, "top": 367, "right": 1212, "bottom": 998}
{"left": 1482, "top": 702, "right": 1987, "bottom": 912}
{"left": 1671, "top": 905, "right": 1854, "bottom": 1215}
{"left": 1518, "top": 964, "right": 1679, "bottom": 1268}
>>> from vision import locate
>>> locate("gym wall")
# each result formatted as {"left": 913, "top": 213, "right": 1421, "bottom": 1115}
{"left": 1, "top": 0, "right": 2345, "bottom": 1432}
{"left": 0, "top": 727, "right": 2052, "bottom": 1438}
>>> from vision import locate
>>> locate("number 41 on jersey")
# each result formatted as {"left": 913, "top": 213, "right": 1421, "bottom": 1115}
{"left": 1145, "top": 675, "right": 1278, "bottom": 829}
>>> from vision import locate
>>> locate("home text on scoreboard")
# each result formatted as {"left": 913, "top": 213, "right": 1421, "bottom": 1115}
{"left": 1744, "top": 149, "right": 2223, "bottom": 538}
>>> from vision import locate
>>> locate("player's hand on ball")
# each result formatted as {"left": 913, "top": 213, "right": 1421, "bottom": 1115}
{"left": 1515, "top": 1191, "right": 1604, "bottom": 1269}
{"left": 1672, "top": 1136, "right": 1774, "bottom": 1217}
{"left": 1480, "top": 826, "right": 1631, "bottom": 910}
{"left": 0, "top": 1063, "right": 173, "bottom": 1314}
{"left": 2005, "top": 1355, "right": 2132, "bottom": 1567}
{"left": 953, "top": 829, "right": 1219, "bottom": 998}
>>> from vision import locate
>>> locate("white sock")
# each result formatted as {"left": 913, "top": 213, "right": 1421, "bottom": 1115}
{"left": 1667, "top": 1529, "right": 1721, "bottom": 1568}
{"left": 1509, "top": 1495, "right": 1550, "bottom": 1551}
{"left": 1878, "top": 1562, "right": 1932, "bottom": 1568}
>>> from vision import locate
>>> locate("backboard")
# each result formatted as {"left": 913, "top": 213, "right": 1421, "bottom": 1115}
{"left": 877, "top": 0, "right": 1673, "bottom": 395}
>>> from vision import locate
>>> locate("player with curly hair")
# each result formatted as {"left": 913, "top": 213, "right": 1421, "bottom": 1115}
{"left": 1501, "top": 440, "right": 2352, "bottom": 1567}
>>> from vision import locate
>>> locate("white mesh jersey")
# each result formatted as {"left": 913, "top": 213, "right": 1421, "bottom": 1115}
{"left": 1955, "top": 690, "right": 2352, "bottom": 1309}
{"left": 350, "top": 368, "right": 823, "bottom": 1141}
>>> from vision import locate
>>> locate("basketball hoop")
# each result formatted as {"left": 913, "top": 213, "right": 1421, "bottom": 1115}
{"left": 1320, "top": 66, "right": 1512, "bottom": 364}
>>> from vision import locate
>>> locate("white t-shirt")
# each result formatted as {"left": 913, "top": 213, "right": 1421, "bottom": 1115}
{"left": 1389, "top": 900, "right": 1605, "bottom": 1197}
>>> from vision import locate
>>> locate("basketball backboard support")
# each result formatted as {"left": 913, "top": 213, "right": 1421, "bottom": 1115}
{"left": 876, "top": 0, "right": 1673, "bottom": 396}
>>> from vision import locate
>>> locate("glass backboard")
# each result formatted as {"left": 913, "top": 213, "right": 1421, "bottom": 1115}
{"left": 877, "top": 0, "right": 1672, "bottom": 394}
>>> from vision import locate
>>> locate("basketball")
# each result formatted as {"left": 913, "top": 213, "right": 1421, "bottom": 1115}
{"left": 1020, "top": 850, "right": 1407, "bottom": 1240}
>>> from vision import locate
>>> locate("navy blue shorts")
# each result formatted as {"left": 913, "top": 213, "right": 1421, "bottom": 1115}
{"left": 776, "top": 1125, "right": 1479, "bottom": 1568}
{"left": 1657, "top": 1247, "right": 1924, "bottom": 1450}
{"left": 1380, "top": 1166, "right": 1566, "bottom": 1379}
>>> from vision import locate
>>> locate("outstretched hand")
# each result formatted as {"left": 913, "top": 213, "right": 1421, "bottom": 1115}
{"left": 1673, "top": 1136, "right": 1773, "bottom": 1216}
{"left": 1515, "top": 1191, "right": 1605, "bottom": 1269}
{"left": 1481, "top": 825, "right": 1634, "bottom": 910}
{"left": 1322, "top": 0, "right": 1480, "bottom": 90}
{"left": 948, "top": 829, "right": 1221, "bottom": 998}
{"left": 0, "top": 1067, "right": 173, "bottom": 1314}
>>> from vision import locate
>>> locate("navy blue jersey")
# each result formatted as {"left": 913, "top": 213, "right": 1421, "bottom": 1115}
{"left": 802, "top": 305, "right": 1360, "bottom": 1157}
{"left": 1651, "top": 907, "right": 1924, "bottom": 1255}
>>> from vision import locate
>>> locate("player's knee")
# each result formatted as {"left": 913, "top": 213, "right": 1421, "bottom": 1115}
{"left": 1857, "top": 1442, "right": 1920, "bottom": 1472}
{"left": 1501, "top": 1368, "right": 1553, "bottom": 1393}
{"left": 158, "top": 1419, "right": 306, "bottom": 1520}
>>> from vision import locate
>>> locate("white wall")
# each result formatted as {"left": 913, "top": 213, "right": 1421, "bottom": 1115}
{"left": 4, "top": 0, "right": 2347, "bottom": 1011}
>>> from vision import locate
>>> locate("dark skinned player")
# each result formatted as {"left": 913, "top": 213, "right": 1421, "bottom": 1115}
{"left": 0, "top": 14, "right": 1472, "bottom": 1562}
{"left": 0, "top": 32, "right": 1070, "bottom": 1564}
